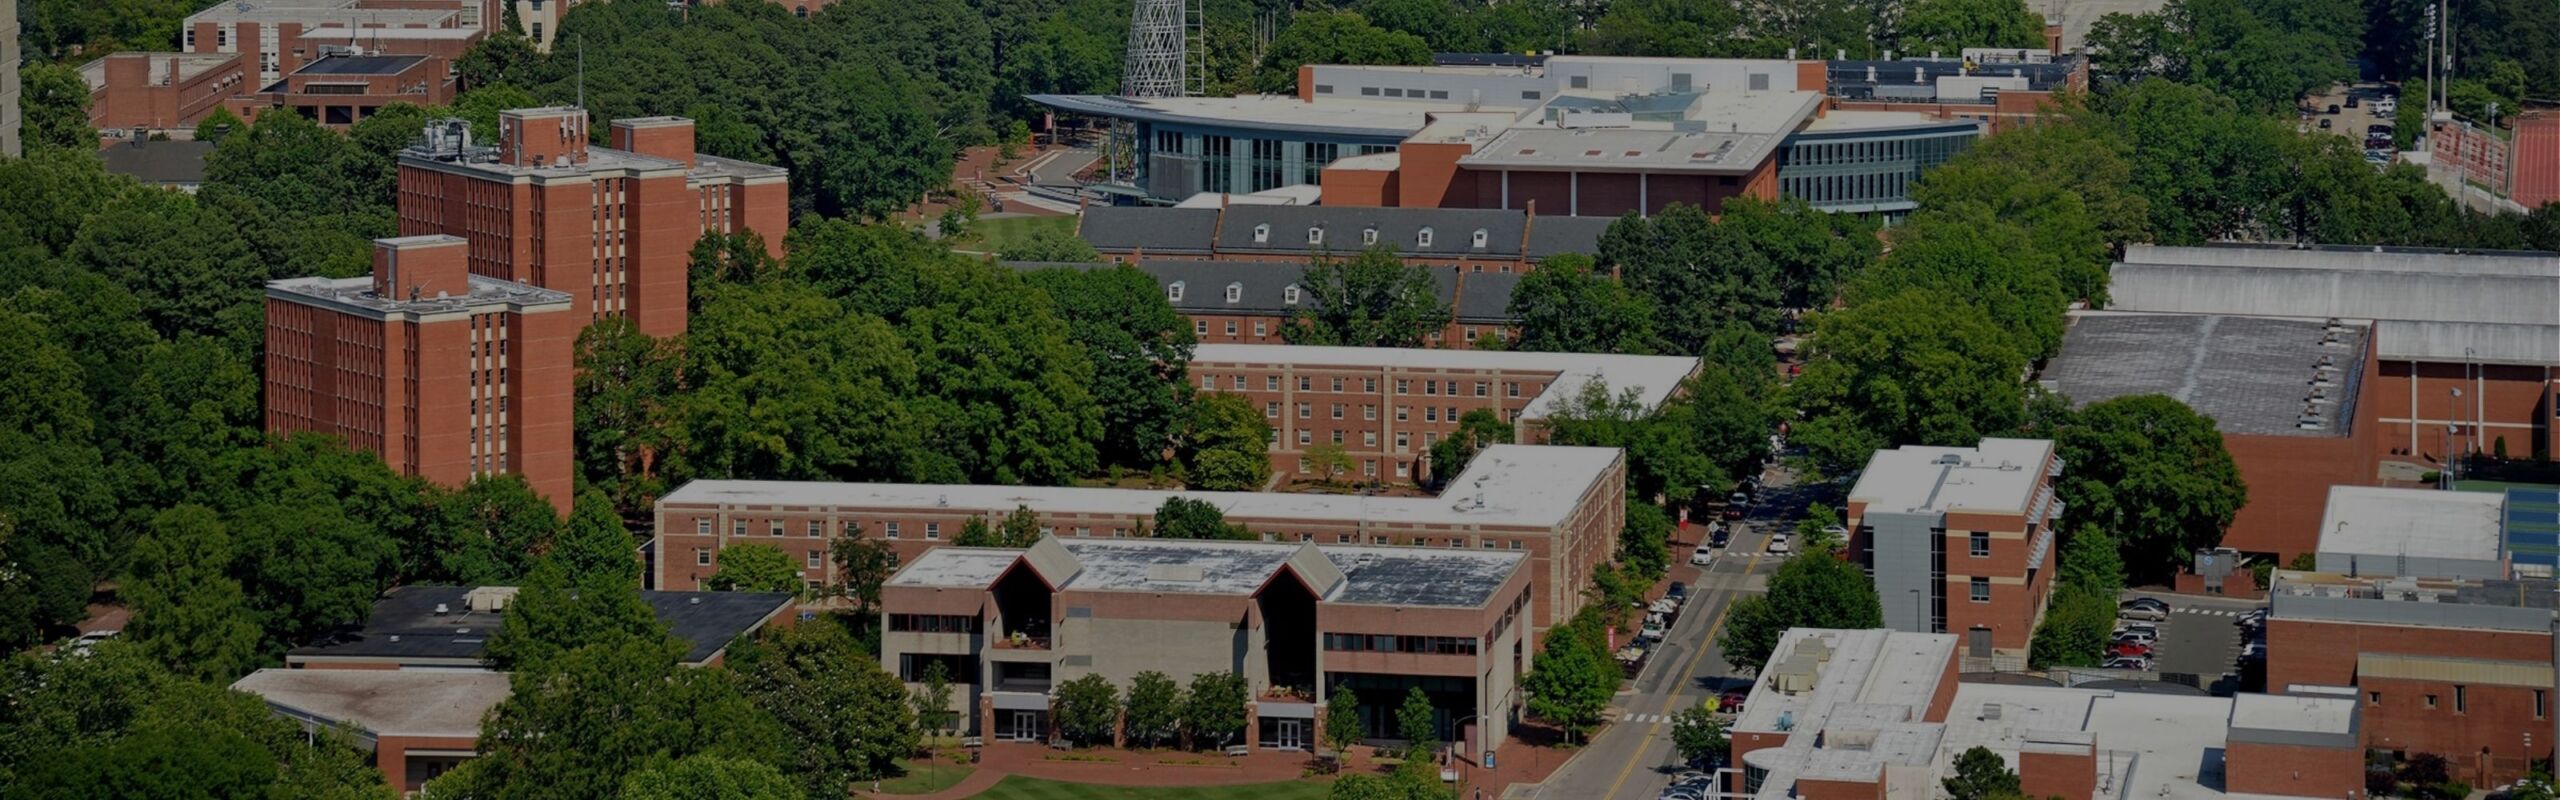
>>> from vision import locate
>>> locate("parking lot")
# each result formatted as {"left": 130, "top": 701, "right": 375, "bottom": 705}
{"left": 2121, "top": 592, "right": 2264, "bottom": 692}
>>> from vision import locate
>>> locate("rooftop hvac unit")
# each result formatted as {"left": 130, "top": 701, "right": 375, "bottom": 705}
{"left": 1982, "top": 703, "right": 2003, "bottom": 721}
{"left": 464, "top": 586, "right": 520, "bottom": 613}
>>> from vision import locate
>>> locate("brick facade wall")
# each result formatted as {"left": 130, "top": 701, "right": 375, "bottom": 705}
{"left": 2267, "top": 617, "right": 2554, "bottom": 786}
{"left": 2225, "top": 741, "right": 2365, "bottom": 798}
{"left": 88, "top": 53, "right": 250, "bottom": 131}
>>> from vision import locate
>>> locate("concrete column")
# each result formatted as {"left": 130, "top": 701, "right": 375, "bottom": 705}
{"left": 1639, "top": 173, "right": 1649, "bottom": 217}
{"left": 1569, "top": 171, "right": 1580, "bottom": 216}
{"left": 1245, "top": 702, "right": 1261, "bottom": 749}
{"left": 1500, "top": 170, "right": 1510, "bottom": 209}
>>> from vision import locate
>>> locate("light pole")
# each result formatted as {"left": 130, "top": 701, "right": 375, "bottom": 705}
{"left": 2444, "top": 387, "right": 2464, "bottom": 489}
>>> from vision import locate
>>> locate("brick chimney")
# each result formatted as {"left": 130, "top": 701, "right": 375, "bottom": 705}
{"left": 608, "top": 117, "right": 696, "bottom": 168}
{"left": 497, "top": 107, "right": 589, "bottom": 168}
{"left": 372, "top": 235, "right": 473, "bottom": 301}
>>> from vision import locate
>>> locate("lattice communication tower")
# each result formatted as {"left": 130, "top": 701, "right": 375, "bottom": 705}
{"left": 1121, "top": 0, "right": 1203, "bottom": 97}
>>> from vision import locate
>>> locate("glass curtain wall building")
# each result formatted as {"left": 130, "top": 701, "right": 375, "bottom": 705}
{"left": 1775, "top": 119, "right": 1980, "bottom": 216}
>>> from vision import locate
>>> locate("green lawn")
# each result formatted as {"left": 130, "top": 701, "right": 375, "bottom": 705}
{"left": 953, "top": 214, "right": 1076, "bottom": 255}
{"left": 874, "top": 758, "right": 975, "bottom": 795}
{"left": 966, "top": 776, "right": 1330, "bottom": 800}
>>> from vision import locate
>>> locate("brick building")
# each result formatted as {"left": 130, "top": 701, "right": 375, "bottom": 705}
{"left": 653, "top": 443, "right": 1627, "bottom": 635}
{"left": 1728, "top": 627, "right": 2363, "bottom": 799}
{"left": 264, "top": 235, "right": 578, "bottom": 512}
{"left": 1077, "top": 205, "right": 1615, "bottom": 272}
{"left": 1843, "top": 438, "right": 2062, "bottom": 670}
{"left": 232, "top": 669, "right": 503, "bottom": 792}
{"left": 2044, "top": 312, "right": 2384, "bottom": 562}
{"left": 1822, "top": 49, "right": 2089, "bottom": 133}
{"left": 2266, "top": 569, "right": 2558, "bottom": 786}
{"left": 252, "top": 53, "right": 454, "bottom": 128}
{"left": 1187, "top": 344, "right": 1698, "bottom": 485}
{"left": 395, "top": 108, "right": 790, "bottom": 337}
{"left": 80, "top": 53, "right": 252, "bottom": 134}
{"left": 1005, "top": 259, "right": 1520, "bottom": 348}
{"left": 880, "top": 536, "right": 1531, "bottom": 757}
{"left": 183, "top": 0, "right": 491, "bottom": 89}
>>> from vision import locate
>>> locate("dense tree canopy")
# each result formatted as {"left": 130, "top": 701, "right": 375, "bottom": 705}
{"left": 1718, "top": 543, "right": 1885, "bottom": 671}
{"left": 1786, "top": 290, "right": 2026, "bottom": 473}
{"left": 1287, "top": 246, "right": 1451, "bottom": 348}
{"left": 2049, "top": 395, "right": 2247, "bottom": 581}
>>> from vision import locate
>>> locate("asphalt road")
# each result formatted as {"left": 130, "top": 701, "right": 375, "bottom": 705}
{"left": 1530, "top": 463, "right": 1833, "bottom": 800}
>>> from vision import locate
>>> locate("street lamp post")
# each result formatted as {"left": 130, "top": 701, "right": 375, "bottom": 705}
{"left": 2444, "top": 387, "right": 2464, "bottom": 489}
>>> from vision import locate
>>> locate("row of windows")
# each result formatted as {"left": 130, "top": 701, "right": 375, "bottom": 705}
{"left": 1246, "top": 223, "right": 1490, "bottom": 251}
{"left": 1322, "top": 633, "right": 1479, "bottom": 655}
{"left": 2373, "top": 686, "right": 2547, "bottom": 718}
{"left": 1168, "top": 281, "right": 1299, "bottom": 305}
{"left": 1194, "top": 373, "right": 1527, "bottom": 398}
{"left": 686, "top": 514, "right": 1543, "bottom": 552}
{"left": 888, "top": 614, "right": 981, "bottom": 634}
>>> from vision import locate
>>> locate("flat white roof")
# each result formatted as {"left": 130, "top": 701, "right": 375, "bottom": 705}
{"left": 2316, "top": 486, "right": 2506, "bottom": 562}
{"left": 230, "top": 668, "right": 508, "bottom": 739}
{"left": 1736, "top": 629, "right": 1958, "bottom": 792}
{"left": 2229, "top": 692, "right": 2356, "bottom": 736}
{"left": 1847, "top": 438, "right": 2055, "bottom": 516}
{"left": 664, "top": 443, "right": 1621, "bottom": 530}
{"left": 1190, "top": 344, "right": 1698, "bottom": 421}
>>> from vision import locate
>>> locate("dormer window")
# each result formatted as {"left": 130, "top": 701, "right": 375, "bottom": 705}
{"left": 1471, "top": 228, "right": 1489, "bottom": 249}
{"left": 1167, "top": 281, "right": 1185, "bottom": 302}
{"left": 1417, "top": 227, "right": 1435, "bottom": 248}
{"left": 1362, "top": 226, "right": 1379, "bottom": 245}
{"left": 1284, "top": 285, "right": 1302, "bottom": 305}
{"left": 1253, "top": 224, "right": 1270, "bottom": 243}
{"left": 1307, "top": 227, "right": 1324, "bottom": 245}
{"left": 1225, "top": 282, "right": 1243, "bottom": 303}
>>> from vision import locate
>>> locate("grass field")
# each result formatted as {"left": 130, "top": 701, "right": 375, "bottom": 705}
{"left": 953, "top": 214, "right": 1076, "bottom": 255}
{"left": 873, "top": 759, "right": 976, "bottom": 795}
{"left": 967, "top": 776, "right": 1330, "bottom": 800}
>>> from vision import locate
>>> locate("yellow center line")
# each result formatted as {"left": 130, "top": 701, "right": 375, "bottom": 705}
{"left": 1599, "top": 549, "right": 1766, "bottom": 800}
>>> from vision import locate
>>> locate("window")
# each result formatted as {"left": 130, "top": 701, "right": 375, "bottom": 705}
{"left": 1284, "top": 285, "right": 1301, "bottom": 305}
{"left": 1748, "top": 73, "right": 1770, "bottom": 91}
{"left": 1331, "top": 404, "right": 1344, "bottom": 419}
{"left": 1362, "top": 227, "right": 1379, "bottom": 245}
{"left": 1254, "top": 321, "right": 1267, "bottom": 337}
{"left": 1299, "top": 430, "right": 1313, "bottom": 445}
{"left": 1968, "top": 577, "right": 1990, "bottom": 603}
{"left": 1428, "top": 90, "right": 1449, "bottom": 99}
{"left": 1426, "top": 408, "right": 1440, "bottom": 422}
{"left": 1417, "top": 227, "right": 1435, "bottom": 248}
{"left": 1253, "top": 224, "right": 1271, "bottom": 243}
{"left": 1307, "top": 227, "right": 1324, "bottom": 245}
{"left": 1224, "top": 321, "right": 1237, "bottom": 336}
{"left": 2369, "top": 691, "right": 2382, "bottom": 706}
{"left": 1521, "top": 90, "right": 1541, "bottom": 100}
{"left": 1075, "top": 527, "right": 1090, "bottom": 537}
{"left": 1314, "top": 84, "right": 1334, "bottom": 94}
{"left": 1969, "top": 532, "right": 1990, "bottom": 557}
{"left": 807, "top": 521, "right": 823, "bottom": 537}
{"left": 1509, "top": 540, "right": 1523, "bottom": 550}
{"left": 696, "top": 549, "right": 711, "bottom": 566}
{"left": 1167, "top": 281, "right": 1185, "bottom": 302}
{"left": 886, "top": 522, "right": 901, "bottom": 539}
{"left": 1331, "top": 430, "right": 1344, "bottom": 444}
{"left": 1395, "top": 380, "right": 1410, "bottom": 395}
{"left": 1363, "top": 432, "right": 1377, "bottom": 446}
{"left": 1507, "top": 382, "right": 1521, "bottom": 398}
{"left": 925, "top": 522, "right": 941, "bottom": 540}
{"left": 1195, "top": 320, "right": 1208, "bottom": 335}
{"left": 1225, "top": 282, "right": 1243, "bottom": 303}
{"left": 1267, "top": 376, "right": 1280, "bottom": 391}
{"left": 807, "top": 551, "right": 823, "bottom": 569}
{"left": 2537, "top": 690, "right": 2547, "bottom": 719}
{"left": 696, "top": 519, "right": 711, "bottom": 534}
{"left": 2425, "top": 694, "right": 2438, "bottom": 709}
{"left": 1474, "top": 381, "right": 1489, "bottom": 397}
{"left": 1363, "top": 460, "right": 1377, "bottom": 476}
{"left": 1266, "top": 403, "right": 1280, "bottom": 418}
{"left": 1396, "top": 406, "right": 1409, "bottom": 421}
{"left": 1364, "top": 378, "right": 1377, "bottom": 392}
{"left": 1364, "top": 405, "right": 1377, "bottom": 420}
{"left": 529, "top": 21, "right": 542, "bottom": 41}
{"left": 1233, "top": 375, "right": 1246, "bottom": 390}
{"left": 1298, "top": 403, "right": 1312, "bottom": 419}
{"left": 1396, "top": 432, "right": 1409, "bottom": 449}
{"left": 733, "top": 520, "right": 747, "bottom": 536}
{"left": 1424, "top": 380, "right": 1439, "bottom": 396}
{"left": 1361, "top": 86, "right": 1380, "bottom": 96}
{"left": 2455, "top": 685, "right": 2468, "bottom": 713}
{"left": 1300, "top": 376, "right": 1312, "bottom": 391}
{"left": 1570, "top": 75, "right": 1589, "bottom": 89}
{"left": 1471, "top": 228, "right": 1489, "bottom": 249}
{"left": 1202, "top": 375, "right": 1217, "bottom": 390}
{"left": 1671, "top": 73, "right": 1692, "bottom": 91}
{"left": 1331, "top": 377, "right": 1344, "bottom": 392}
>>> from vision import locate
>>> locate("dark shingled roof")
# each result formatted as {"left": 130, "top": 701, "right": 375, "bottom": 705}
{"left": 1003, "top": 259, "right": 1519, "bottom": 324}
{"left": 287, "top": 585, "right": 792, "bottom": 666}
{"left": 97, "top": 139, "right": 214, "bottom": 186}
{"left": 1079, "top": 206, "right": 1218, "bottom": 254}
{"left": 1525, "top": 215, "right": 1616, "bottom": 260}
{"left": 1216, "top": 206, "right": 1527, "bottom": 258}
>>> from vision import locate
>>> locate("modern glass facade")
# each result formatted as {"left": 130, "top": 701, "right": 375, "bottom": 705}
{"left": 1775, "top": 123, "right": 1979, "bottom": 215}
{"left": 1140, "top": 122, "right": 1401, "bottom": 200}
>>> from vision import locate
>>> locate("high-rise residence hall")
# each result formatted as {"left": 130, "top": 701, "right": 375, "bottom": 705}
{"left": 1188, "top": 344, "right": 1699, "bottom": 485}
{"left": 395, "top": 108, "right": 789, "bottom": 337}
{"left": 654, "top": 444, "right": 1625, "bottom": 633}
{"left": 1844, "top": 438, "right": 2063, "bottom": 671}
{"left": 880, "top": 536, "right": 1531, "bottom": 754}
{"left": 265, "top": 235, "right": 577, "bottom": 512}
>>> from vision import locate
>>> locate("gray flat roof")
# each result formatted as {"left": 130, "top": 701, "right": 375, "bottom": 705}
{"left": 2108, "top": 243, "right": 2560, "bottom": 327}
{"left": 2124, "top": 243, "right": 2560, "bottom": 277}
{"left": 1847, "top": 438, "right": 2056, "bottom": 516}
{"left": 888, "top": 538, "right": 1523, "bottom": 608}
{"left": 294, "top": 54, "right": 426, "bottom": 76}
{"left": 2374, "top": 320, "right": 2560, "bottom": 366}
{"left": 1190, "top": 344, "right": 1697, "bottom": 420}
{"left": 402, "top": 141, "right": 785, "bottom": 182}
{"left": 2317, "top": 486, "right": 2506, "bottom": 562}
{"left": 665, "top": 443, "right": 1622, "bottom": 530}
{"left": 1028, "top": 94, "right": 1447, "bottom": 138}
{"left": 97, "top": 139, "right": 214, "bottom": 185}
{"left": 286, "top": 585, "right": 792, "bottom": 666}
{"left": 267, "top": 271, "right": 572, "bottom": 319}
{"left": 2228, "top": 692, "right": 2358, "bottom": 738}
{"left": 231, "top": 668, "right": 508, "bottom": 739}
{"left": 2043, "top": 312, "right": 2366, "bottom": 437}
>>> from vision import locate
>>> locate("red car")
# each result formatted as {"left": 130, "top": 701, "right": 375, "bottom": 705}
{"left": 2108, "top": 641, "right": 2154, "bottom": 658}
{"left": 1717, "top": 690, "right": 1749, "bottom": 715}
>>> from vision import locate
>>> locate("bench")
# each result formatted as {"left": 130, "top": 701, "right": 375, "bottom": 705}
{"left": 1223, "top": 745, "right": 1251, "bottom": 757}
{"left": 960, "top": 737, "right": 984, "bottom": 748}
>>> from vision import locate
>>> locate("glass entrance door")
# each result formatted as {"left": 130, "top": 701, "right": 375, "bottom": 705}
{"left": 1010, "top": 711, "right": 1040, "bottom": 742}
{"left": 1275, "top": 719, "right": 1304, "bottom": 750}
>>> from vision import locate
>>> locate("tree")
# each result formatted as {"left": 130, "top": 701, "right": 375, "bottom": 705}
{"left": 1305, "top": 442, "right": 1357, "bottom": 487}
{"left": 556, "top": 490, "right": 641, "bottom": 586}
{"left": 1795, "top": 503, "right": 1844, "bottom": 550}
{"left": 573, "top": 319, "right": 685, "bottom": 517}
{"left": 1785, "top": 290, "right": 2026, "bottom": 473}
{"left": 1286, "top": 246, "right": 1451, "bottom": 348}
{"left": 1541, "top": 380, "right": 1714, "bottom": 506}
{"left": 725, "top": 617, "right": 917, "bottom": 796}
{"left": 2057, "top": 525, "right": 2127, "bottom": 596}
{"left": 1155, "top": 496, "right": 1249, "bottom": 540}
{"left": 1025, "top": 265, "right": 1195, "bottom": 469}
{"left": 1505, "top": 254, "right": 1656, "bottom": 355}
{"left": 670, "top": 281, "right": 930, "bottom": 486}
{"left": 1054, "top": 674, "right": 1122, "bottom": 746}
{"left": 1123, "top": 671, "right": 1183, "bottom": 749}
{"left": 122, "top": 505, "right": 264, "bottom": 683}
{"left": 707, "top": 544, "right": 805, "bottom": 594}
{"left": 2027, "top": 586, "right": 2116, "bottom": 670}
{"left": 1254, "top": 12, "right": 1430, "bottom": 93}
{"left": 2052, "top": 395, "right": 2245, "bottom": 582}
{"left": 1943, "top": 746, "right": 2022, "bottom": 800}
{"left": 1896, "top": 0, "right": 2048, "bottom": 52}
{"left": 1582, "top": 0, "right": 1759, "bottom": 57}
{"left": 192, "top": 107, "right": 246, "bottom": 142}
{"left": 1000, "top": 505, "right": 1044, "bottom": 546}
{"left": 422, "top": 475, "right": 562, "bottom": 585}
{"left": 481, "top": 559, "right": 664, "bottom": 672}
{"left": 1523, "top": 618, "right": 1616, "bottom": 743}
{"left": 914, "top": 660, "right": 959, "bottom": 739}
{"left": 66, "top": 189, "right": 263, "bottom": 350}
{"left": 10, "top": 723, "right": 278, "bottom": 800}
{"left": 1669, "top": 701, "right": 1728, "bottom": 765}
{"left": 1718, "top": 545, "right": 1885, "bottom": 671}
{"left": 457, "top": 633, "right": 788, "bottom": 800}
{"left": 1182, "top": 672, "right": 1248, "bottom": 750}
{"left": 1426, "top": 409, "right": 1514, "bottom": 488}
{"left": 1322, "top": 687, "right": 1365, "bottom": 755}
{"left": 1002, "top": 228, "right": 1101, "bottom": 262}
{"left": 689, "top": 230, "right": 784, "bottom": 303}
{"left": 617, "top": 754, "right": 806, "bottom": 800}
{"left": 1396, "top": 686, "right": 1438, "bottom": 759}
{"left": 17, "top": 63, "right": 95, "bottom": 152}
{"left": 1179, "top": 393, "right": 1271, "bottom": 491}
{"left": 225, "top": 500, "right": 400, "bottom": 653}
{"left": 831, "top": 532, "right": 898, "bottom": 614}
{"left": 1618, "top": 502, "right": 1674, "bottom": 583}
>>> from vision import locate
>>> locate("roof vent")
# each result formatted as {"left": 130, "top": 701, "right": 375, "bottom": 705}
{"left": 433, "top": 603, "right": 450, "bottom": 615}
{"left": 389, "top": 634, "right": 401, "bottom": 642}
{"left": 1936, "top": 454, "right": 1964, "bottom": 465}
{"left": 1983, "top": 703, "right": 2004, "bottom": 720}
{"left": 689, "top": 596, "right": 702, "bottom": 605}
{"left": 1147, "top": 564, "right": 1205, "bottom": 582}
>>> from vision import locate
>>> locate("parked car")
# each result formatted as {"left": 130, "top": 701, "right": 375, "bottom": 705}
{"left": 1667, "top": 582, "right": 1689, "bottom": 602}
{"left": 2113, "top": 622, "right": 2159, "bottom": 637}
{"left": 2318, "top": 118, "right": 2333, "bottom": 129}
{"left": 1820, "top": 525, "right": 1848, "bottom": 541}
{"left": 2112, "top": 629, "right": 2158, "bottom": 646}
{"left": 2346, "top": 96, "right": 2361, "bottom": 108}
{"left": 1640, "top": 621, "right": 1668, "bottom": 641}
{"left": 2241, "top": 641, "right": 2267, "bottom": 661}
{"left": 1768, "top": 532, "right": 1793, "bottom": 556}
{"left": 1718, "top": 690, "right": 1750, "bottom": 715}
{"left": 68, "top": 629, "right": 119, "bottom": 655}
{"left": 2326, "top": 103, "right": 2341, "bottom": 114}
{"left": 2122, "top": 597, "right": 2169, "bottom": 612}
{"left": 2118, "top": 599, "right": 2171, "bottom": 622}
{"left": 1692, "top": 543, "right": 1718, "bottom": 566}
{"left": 2101, "top": 656, "right": 2154, "bottom": 670}
{"left": 1651, "top": 597, "right": 1681, "bottom": 617}
{"left": 2235, "top": 608, "right": 2269, "bottom": 627}
{"left": 1709, "top": 525, "right": 1732, "bottom": 549}
{"left": 2108, "top": 641, "right": 2154, "bottom": 658}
